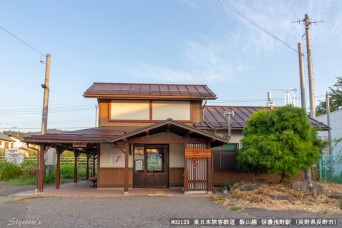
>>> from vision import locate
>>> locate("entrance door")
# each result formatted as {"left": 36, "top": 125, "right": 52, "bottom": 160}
{"left": 133, "top": 145, "right": 169, "bottom": 188}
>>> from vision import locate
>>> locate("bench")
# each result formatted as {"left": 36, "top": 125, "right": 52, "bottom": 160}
{"left": 89, "top": 176, "right": 97, "bottom": 187}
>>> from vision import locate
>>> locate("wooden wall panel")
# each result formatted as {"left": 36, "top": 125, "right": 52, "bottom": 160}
{"left": 98, "top": 168, "right": 133, "bottom": 187}
{"left": 190, "top": 101, "right": 203, "bottom": 122}
{"left": 169, "top": 168, "right": 184, "bottom": 187}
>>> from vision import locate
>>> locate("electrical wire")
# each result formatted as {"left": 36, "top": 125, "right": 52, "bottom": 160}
{"left": 216, "top": 0, "right": 298, "bottom": 53}
{"left": 0, "top": 24, "right": 44, "bottom": 55}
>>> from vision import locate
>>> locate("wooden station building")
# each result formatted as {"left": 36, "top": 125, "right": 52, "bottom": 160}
{"left": 24, "top": 83, "right": 329, "bottom": 194}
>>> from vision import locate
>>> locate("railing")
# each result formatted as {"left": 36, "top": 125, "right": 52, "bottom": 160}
{"left": 319, "top": 154, "right": 342, "bottom": 184}
{"left": 0, "top": 156, "right": 94, "bottom": 167}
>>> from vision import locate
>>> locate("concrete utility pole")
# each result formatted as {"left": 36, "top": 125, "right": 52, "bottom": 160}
{"left": 41, "top": 54, "right": 51, "bottom": 134}
{"left": 294, "top": 14, "right": 322, "bottom": 182}
{"left": 298, "top": 43, "right": 306, "bottom": 109}
{"left": 304, "top": 14, "right": 316, "bottom": 119}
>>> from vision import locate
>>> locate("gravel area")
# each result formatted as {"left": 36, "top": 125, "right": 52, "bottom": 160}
{"left": 0, "top": 196, "right": 340, "bottom": 227}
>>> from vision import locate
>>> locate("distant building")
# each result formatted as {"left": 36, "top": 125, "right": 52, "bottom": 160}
{"left": 0, "top": 132, "right": 15, "bottom": 150}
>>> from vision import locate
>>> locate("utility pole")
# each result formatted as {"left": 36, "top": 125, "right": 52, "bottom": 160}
{"left": 294, "top": 14, "right": 322, "bottom": 182}
{"left": 41, "top": 54, "right": 51, "bottom": 134}
{"left": 298, "top": 43, "right": 306, "bottom": 110}
{"left": 304, "top": 14, "right": 316, "bottom": 119}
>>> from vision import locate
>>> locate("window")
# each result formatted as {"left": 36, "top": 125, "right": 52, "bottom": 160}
{"left": 110, "top": 101, "right": 150, "bottom": 120}
{"left": 152, "top": 101, "right": 190, "bottom": 120}
{"left": 212, "top": 144, "right": 239, "bottom": 171}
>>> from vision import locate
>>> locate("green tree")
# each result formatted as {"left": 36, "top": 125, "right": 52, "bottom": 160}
{"left": 237, "top": 105, "right": 326, "bottom": 182}
{"left": 316, "top": 77, "right": 342, "bottom": 116}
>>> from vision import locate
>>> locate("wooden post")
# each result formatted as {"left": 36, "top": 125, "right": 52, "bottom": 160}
{"left": 37, "top": 145, "right": 45, "bottom": 192}
{"left": 124, "top": 141, "right": 129, "bottom": 195}
{"left": 86, "top": 153, "right": 90, "bottom": 180}
{"left": 93, "top": 153, "right": 96, "bottom": 176}
{"left": 183, "top": 144, "right": 188, "bottom": 193}
{"left": 207, "top": 143, "right": 213, "bottom": 194}
{"left": 55, "top": 148, "right": 62, "bottom": 189}
{"left": 73, "top": 151, "right": 78, "bottom": 186}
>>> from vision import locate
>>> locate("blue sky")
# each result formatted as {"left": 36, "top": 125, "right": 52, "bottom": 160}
{"left": 0, "top": 0, "right": 341, "bottom": 132}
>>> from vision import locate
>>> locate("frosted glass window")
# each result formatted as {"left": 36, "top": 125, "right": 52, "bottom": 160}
{"left": 152, "top": 101, "right": 190, "bottom": 120}
{"left": 111, "top": 101, "right": 150, "bottom": 120}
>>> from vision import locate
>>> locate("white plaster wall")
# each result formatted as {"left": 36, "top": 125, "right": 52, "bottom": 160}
{"left": 216, "top": 131, "right": 243, "bottom": 145}
{"left": 169, "top": 144, "right": 184, "bottom": 168}
{"left": 316, "top": 109, "right": 342, "bottom": 155}
{"left": 100, "top": 143, "right": 133, "bottom": 168}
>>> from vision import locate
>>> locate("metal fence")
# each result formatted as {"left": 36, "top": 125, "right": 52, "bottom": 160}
{"left": 319, "top": 154, "right": 342, "bottom": 184}
{"left": 0, "top": 156, "right": 94, "bottom": 167}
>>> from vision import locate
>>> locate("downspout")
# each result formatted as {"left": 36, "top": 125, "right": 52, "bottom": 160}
{"left": 202, "top": 98, "right": 218, "bottom": 134}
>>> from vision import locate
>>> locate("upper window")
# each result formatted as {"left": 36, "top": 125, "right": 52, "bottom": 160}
{"left": 152, "top": 101, "right": 190, "bottom": 121}
{"left": 110, "top": 101, "right": 150, "bottom": 120}
{"left": 110, "top": 100, "right": 191, "bottom": 121}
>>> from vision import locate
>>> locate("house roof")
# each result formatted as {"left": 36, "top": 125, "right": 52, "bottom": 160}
{"left": 83, "top": 82, "right": 217, "bottom": 100}
{"left": 0, "top": 133, "right": 15, "bottom": 142}
{"left": 24, "top": 119, "right": 228, "bottom": 147}
{"left": 194, "top": 106, "right": 330, "bottom": 131}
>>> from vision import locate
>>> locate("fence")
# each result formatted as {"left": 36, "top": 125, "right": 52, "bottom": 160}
{"left": 0, "top": 156, "right": 94, "bottom": 167}
{"left": 319, "top": 154, "right": 342, "bottom": 184}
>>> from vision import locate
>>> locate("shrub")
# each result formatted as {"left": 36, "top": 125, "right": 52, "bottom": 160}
{"left": 0, "top": 162, "right": 22, "bottom": 180}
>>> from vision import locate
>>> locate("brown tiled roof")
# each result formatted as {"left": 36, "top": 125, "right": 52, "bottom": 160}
{"left": 194, "top": 106, "right": 329, "bottom": 131}
{"left": 24, "top": 120, "right": 228, "bottom": 147}
{"left": 83, "top": 83, "right": 216, "bottom": 100}
{"left": 24, "top": 126, "right": 140, "bottom": 144}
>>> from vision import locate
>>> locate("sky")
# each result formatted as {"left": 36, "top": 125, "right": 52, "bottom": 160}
{"left": 0, "top": 0, "right": 341, "bottom": 132}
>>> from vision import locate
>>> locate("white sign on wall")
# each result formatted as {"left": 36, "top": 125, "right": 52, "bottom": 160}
{"left": 111, "top": 147, "right": 125, "bottom": 167}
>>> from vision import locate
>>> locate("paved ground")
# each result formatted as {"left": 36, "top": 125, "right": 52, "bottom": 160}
{"left": 0, "top": 182, "right": 35, "bottom": 196}
{"left": 0, "top": 182, "right": 341, "bottom": 227}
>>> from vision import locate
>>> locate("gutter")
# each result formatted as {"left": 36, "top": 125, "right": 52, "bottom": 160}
{"left": 202, "top": 98, "right": 218, "bottom": 134}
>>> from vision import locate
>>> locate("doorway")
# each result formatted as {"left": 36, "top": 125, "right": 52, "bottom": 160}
{"left": 133, "top": 144, "right": 169, "bottom": 188}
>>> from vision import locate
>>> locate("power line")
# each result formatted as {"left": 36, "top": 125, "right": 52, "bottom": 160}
{"left": 0, "top": 24, "right": 44, "bottom": 55}
{"left": 216, "top": 0, "right": 298, "bottom": 53}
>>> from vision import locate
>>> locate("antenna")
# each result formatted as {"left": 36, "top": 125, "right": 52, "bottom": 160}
{"left": 272, "top": 89, "right": 297, "bottom": 106}
{"left": 266, "top": 92, "right": 274, "bottom": 108}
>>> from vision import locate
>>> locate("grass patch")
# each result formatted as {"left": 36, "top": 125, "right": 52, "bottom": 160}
{"left": 229, "top": 207, "right": 242, "bottom": 211}
{"left": 0, "top": 161, "right": 87, "bottom": 186}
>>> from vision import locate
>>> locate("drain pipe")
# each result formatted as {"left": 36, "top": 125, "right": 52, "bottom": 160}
{"left": 224, "top": 111, "right": 234, "bottom": 141}
{"left": 202, "top": 98, "right": 218, "bottom": 134}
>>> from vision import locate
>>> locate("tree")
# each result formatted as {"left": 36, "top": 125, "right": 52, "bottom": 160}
{"left": 237, "top": 105, "right": 326, "bottom": 182}
{"left": 316, "top": 77, "right": 342, "bottom": 116}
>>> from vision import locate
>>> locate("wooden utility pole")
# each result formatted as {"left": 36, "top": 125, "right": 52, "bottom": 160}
{"left": 38, "top": 53, "right": 51, "bottom": 193}
{"left": 298, "top": 43, "right": 306, "bottom": 109}
{"left": 41, "top": 54, "right": 51, "bottom": 134}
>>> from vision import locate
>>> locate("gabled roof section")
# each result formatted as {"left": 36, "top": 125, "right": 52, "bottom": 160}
{"left": 194, "top": 106, "right": 329, "bottom": 131}
{"left": 0, "top": 133, "right": 15, "bottom": 142}
{"left": 83, "top": 82, "right": 217, "bottom": 100}
{"left": 110, "top": 118, "right": 228, "bottom": 147}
